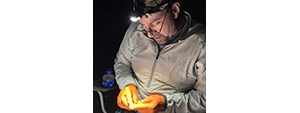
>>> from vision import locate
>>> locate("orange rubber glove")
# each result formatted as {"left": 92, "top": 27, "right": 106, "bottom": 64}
{"left": 117, "top": 84, "right": 138, "bottom": 110}
{"left": 130, "top": 94, "right": 165, "bottom": 113}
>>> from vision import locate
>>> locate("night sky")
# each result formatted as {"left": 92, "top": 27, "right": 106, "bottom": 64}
{"left": 93, "top": 0, "right": 206, "bottom": 80}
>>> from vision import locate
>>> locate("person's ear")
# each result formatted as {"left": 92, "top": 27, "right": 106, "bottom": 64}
{"left": 171, "top": 2, "right": 180, "bottom": 19}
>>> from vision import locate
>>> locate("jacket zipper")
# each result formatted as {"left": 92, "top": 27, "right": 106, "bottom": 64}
{"left": 147, "top": 40, "right": 161, "bottom": 87}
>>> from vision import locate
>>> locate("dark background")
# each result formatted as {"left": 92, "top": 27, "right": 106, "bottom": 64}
{"left": 93, "top": 0, "right": 205, "bottom": 112}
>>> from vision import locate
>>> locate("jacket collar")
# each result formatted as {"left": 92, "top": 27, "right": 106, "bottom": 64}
{"left": 163, "top": 11, "right": 192, "bottom": 46}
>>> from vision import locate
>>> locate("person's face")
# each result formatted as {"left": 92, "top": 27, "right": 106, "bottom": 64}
{"left": 139, "top": 8, "right": 177, "bottom": 45}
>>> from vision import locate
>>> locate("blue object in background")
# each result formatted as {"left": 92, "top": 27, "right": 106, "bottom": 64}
{"left": 102, "top": 68, "right": 115, "bottom": 88}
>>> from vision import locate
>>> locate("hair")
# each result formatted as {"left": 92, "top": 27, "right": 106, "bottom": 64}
{"left": 137, "top": 0, "right": 165, "bottom": 7}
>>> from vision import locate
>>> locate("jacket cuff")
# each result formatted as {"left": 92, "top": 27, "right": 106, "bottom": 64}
{"left": 161, "top": 95, "right": 167, "bottom": 111}
{"left": 117, "top": 75, "right": 136, "bottom": 89}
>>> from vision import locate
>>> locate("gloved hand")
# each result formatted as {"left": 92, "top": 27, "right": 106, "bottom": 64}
{"left": 117, "top": 84, "right": 138, "bottom": 110}
{"left": 130, "top": 94, "right": 165, "bottom": 113}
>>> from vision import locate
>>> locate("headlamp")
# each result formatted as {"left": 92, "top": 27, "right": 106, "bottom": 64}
{"left": 130, "top": 16, "right": 141, "bottom": 22}
{"left": 129, "top": 0, "right": 173, "bottom": 22}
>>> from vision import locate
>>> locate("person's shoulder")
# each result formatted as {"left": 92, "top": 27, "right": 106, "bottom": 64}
{"left": 126, "top": 22, "right": 139, "bottom": 32}
{"left": 187, "top": 21, "right": 206, "bottom": 42}
{"left": 190, "top": 21, "right": 205, "bottom": 35}
{"left": 123, "top": 22, "right": 140, "bottom": 38}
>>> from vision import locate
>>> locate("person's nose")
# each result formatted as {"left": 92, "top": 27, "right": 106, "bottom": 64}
{"left": 143, "top": 26, "right": 155, "bottom": 38}
{"left": 147, "top": 32, "right": 154, "bottom": 38}
{"left": 147, "top": 30, "right": 154, "bottom": 38}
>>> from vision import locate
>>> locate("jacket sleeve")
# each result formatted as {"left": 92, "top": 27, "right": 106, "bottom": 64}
{"left": 114, "top": 22, "right": 138, "bottom": 89}
{"left": 163, "top": 43, "right": 206, "bottom": 113}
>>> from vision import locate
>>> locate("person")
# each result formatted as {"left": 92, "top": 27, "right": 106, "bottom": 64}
{"left": 114, "top": 0, "right": 205, "bottom": 112}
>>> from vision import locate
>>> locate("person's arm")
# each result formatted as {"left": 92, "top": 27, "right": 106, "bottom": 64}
{"left": 114, "top": 22, "right": 141, "bottom": 110}
{"left": 114, "top": 22, "right": 138, "bottom": 89}
{"left": 164, "top": 44, "right": 206, "bottom": 113}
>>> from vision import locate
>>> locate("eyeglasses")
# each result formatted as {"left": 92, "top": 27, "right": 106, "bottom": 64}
{"left": 136, "top": 6, "right": 169, "bottom": 37}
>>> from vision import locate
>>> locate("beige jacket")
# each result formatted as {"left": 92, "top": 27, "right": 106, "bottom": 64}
{"left": 114, "top": 11, "right": 206, "bottom": 113}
